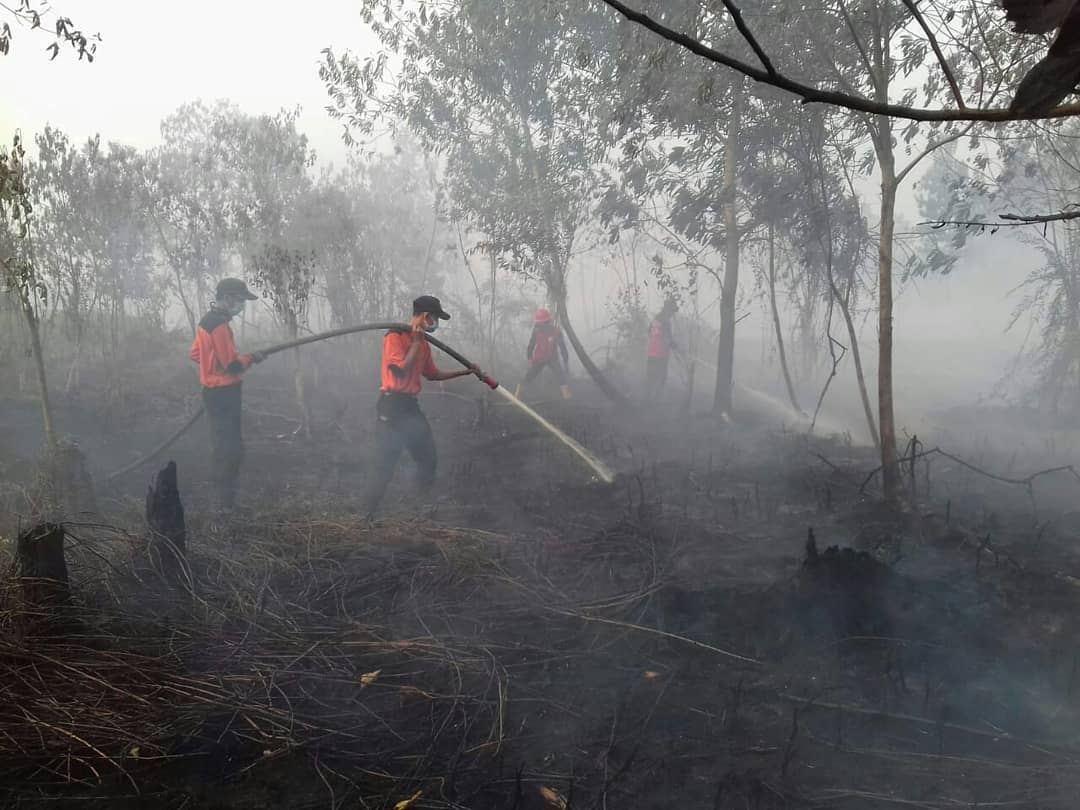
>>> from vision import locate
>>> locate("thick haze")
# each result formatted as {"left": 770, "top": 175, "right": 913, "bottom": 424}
{"left": 2, "top": 0, "right": 1040, "bottom": 430}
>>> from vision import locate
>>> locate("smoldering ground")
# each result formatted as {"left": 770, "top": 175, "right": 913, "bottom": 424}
{"left": 3, "top": 354, "right": 1080, "bottom": 809}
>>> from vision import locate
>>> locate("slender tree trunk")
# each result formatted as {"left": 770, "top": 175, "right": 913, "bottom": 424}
{"left": 285, "top": 311, "right": 312, "bottom": 439}
{"left": 551, "top": 273, "right": 625, "bottom": 404}
{"left": 767, "top": 224, "right": 801, "bottom": 414}
{"left": 21, "top": 296, "right": 57, "bottom": 452}
{"left": 831, "top": 277, "right": 879, "bottom": 449}
{"left": 65, "top": 306, "right": 83, "bottom": 396}
{"left": 714, "top": 79, "right": 744, "bottom": 416}
{"left": 866, "top": 2, "right": 900, "bottom": 499}
{"left": 196, "top": 274, "right": 207, "bottom": 317}
{"left": 877, "top": 153, "right": 899, "bottom": 499}
{"left": 176, "top": 267, "right": 197, "bottom": 336}
{"left": 488, "top": 251, "right": 497, "bottom": 372}
{"left": 684, "top": 280, "right": 701, "bottom": 413}
{"left": 65, "top": 338, "right": 82, "bottom": 395}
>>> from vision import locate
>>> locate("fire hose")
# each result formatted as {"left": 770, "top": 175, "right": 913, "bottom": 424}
{"left": 105, "top": 322, "right": 614, "bottom": 483}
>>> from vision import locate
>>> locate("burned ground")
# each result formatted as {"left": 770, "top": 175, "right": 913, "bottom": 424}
{"left": 3, "top": 373, "right": 1080, "bottom": 809}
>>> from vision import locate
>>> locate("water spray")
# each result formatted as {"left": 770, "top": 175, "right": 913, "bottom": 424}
{"left": 106, "top": 321, "right": 615, "bottom": 484}
{"left": 491, "top": 386, "right": 615, "bottom": 483}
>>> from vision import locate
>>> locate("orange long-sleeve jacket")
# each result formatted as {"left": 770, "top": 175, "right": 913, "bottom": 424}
{"left": 190, "top": 309, "right": 253, "bottom": 388}
{"left": 379, "top": 331, "right": 442, "bottom": 395}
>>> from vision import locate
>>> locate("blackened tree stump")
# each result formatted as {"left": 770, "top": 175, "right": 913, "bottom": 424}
{"left": 17, "top": 523, "right": 70, "bottom": 608}
{"left": 146, "top": 461, "right": 188, "bottom": 585}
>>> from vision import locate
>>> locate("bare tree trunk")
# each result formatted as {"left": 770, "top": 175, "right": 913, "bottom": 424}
{"left": 286, "top": 313, "right": 312, "bottom": 439}
{"left": 877, "top": 155, "right": 899, "bottom": 499}
{"left": 20, "top": 296, "right": 57, "bottom": 452}
{"left": 65, "top": 313, "right": 83, "bottom": 396}
{"left": 866, "top": 2, "right": 900, "bottom": 500}
{"left": 488, "top": 251, "right": 497, "bottom": 372}
{"left": 714, "top": 79, "right": 744, "bottom": 416}
{"left": 64, "top": 269, "right": 83, "bottom": 395}
{"left": 767, "top": 223, "right": 801, "bottom": 414}
{"left": 65, "top": 341, "right": 81, "bottom": 396}
{"left": 553, "top": 280, "right": 625, "bottom": 404}
{"left": 175, "top": 267, "right": 197, "bottom": 336}
{"left": 832, "top": 278, "right": 879, "bottom": 449}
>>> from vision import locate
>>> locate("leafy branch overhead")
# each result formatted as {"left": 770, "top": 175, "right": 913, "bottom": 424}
{"left": 595, "top": 0, "right": 1080, "bottom": 122}
{"left": 0, "top": 0, "right": 99, "bottom": 60}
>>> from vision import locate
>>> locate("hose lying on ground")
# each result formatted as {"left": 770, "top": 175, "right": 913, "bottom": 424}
{"left": 105, "top": 322, "right": 497, "bottom": 482}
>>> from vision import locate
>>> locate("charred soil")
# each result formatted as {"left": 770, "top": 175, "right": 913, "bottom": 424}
{"left": 3, "top": 376, "right": 1080, "bottom": 808}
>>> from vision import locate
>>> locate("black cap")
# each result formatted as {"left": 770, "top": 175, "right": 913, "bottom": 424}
{"left": 216, "top": 277, "right": 258, "bottom": 300}
{"left": 413, "top": 295, "right": 451, "bottom": 320}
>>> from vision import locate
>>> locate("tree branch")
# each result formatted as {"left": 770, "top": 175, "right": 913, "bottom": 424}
{"left": 719, "top": 0, "right": 775, "bottom": 77}
{"left": 920, "top": 207, "right": 1080, "bottom": 229}
{"left": 894, "top": 122, "right": 975, "bottom": 187}
{"left": 597, "top": 0, "right": 1080, "bottom": 122}
{"left": 900, "top": 0, "right": 965, "bottom": 109}
{"left": 999, "top": 209, "right": 1080, "bottom": 223}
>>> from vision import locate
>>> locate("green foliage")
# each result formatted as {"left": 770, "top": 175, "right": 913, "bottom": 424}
{"left": 315, "top": 142, "right": 452, "bottom": 324}
{"left": 906, "top": 143, "right": 992, "bottom": 277}
{"left": 150, "top": 101, "right": 239, "bottom": 304}
{"left": 206, "top": 107, "right": 318, "bottom": 333}
{"left": 989, "top": 123, "right": 1080, "bottom": 411}
{"left": 30, "top": 127, "right": 155, "bottom": 329}
{"left": 322, "top": 0, "right": 615, "bottom": 290}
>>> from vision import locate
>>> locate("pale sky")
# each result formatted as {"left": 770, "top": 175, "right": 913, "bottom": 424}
{"left": 1, "top": 0, "right": 375, "bottom": 165}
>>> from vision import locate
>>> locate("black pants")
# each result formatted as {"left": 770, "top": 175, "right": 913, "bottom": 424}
{"left": 203, "top": 384, "right": 243, "bottom": 508}
{"left": 364, "top": 393, "right": 437, "bottom": 517}
{"left": 645, "top": 355, "right": 669, "bottom": 401}
{"left": 522, "top": 359, "right": 566, "bottom": 386}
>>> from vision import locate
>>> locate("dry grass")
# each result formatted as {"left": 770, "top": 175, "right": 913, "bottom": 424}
{"left": 2, "top": 490, "right": 1080, "bottom": 808}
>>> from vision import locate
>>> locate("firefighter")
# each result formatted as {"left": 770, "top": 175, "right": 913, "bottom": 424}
{"left": 645, "top": 298, "right": 677, "bottom": 401}
{"left": 364, "top": 295, "right": 485, "bottom": 519}
{"left": 190, "top": 277, "right": 264, "bottom": 510}
{"left": 516, "top": 308, "right": 571, "bottom": 400}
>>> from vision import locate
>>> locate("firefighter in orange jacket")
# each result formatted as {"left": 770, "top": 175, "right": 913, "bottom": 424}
{"left": 645, "top": 298, "right": 677, "bottom": 401}
{"left": 189, "top": 278, "right": 264, "bottom": 509}
{"left": 516, "top": 308, "right": 571, "bottom": 400}
{"left": 364, "top": 295, "right": 485, "bottom": 519}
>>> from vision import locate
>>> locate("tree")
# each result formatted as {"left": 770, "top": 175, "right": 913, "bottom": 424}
{"left": 1, "top": 133, "right": 56, "bottom": 450}
{"left": 30, "top": 128, "right": 154, "bottom": 395}
{"left": 28, "top": 126, "right": 94, "bottom": 393}
{"left": 600, "top": 0, "right": 1039, "bottom": 499}
{"left": 597, "top": 1, "right": 865, "bottom": 416}
{"left": 149, "top": 102, "right": 238, "bottom": 335}
{"left": 316, "top": 144, "right": 454, "bottom": 331}
{"left": 924, "top": 121, "right": 1080, "bottom": 414}
{"left": 321, "top": 0, "right": 627, "bottom": 402}
{"left": 796, "top": 0, "right": 1026, "bottom": 497}
{"left": 596, "top": 0, "right": 1059, "bottom": 122}
{"left": 209, "top": 107, "right": 319, "bottom": 432}
{"left": 786, "top": 110, "right": 877, "bottom": 445}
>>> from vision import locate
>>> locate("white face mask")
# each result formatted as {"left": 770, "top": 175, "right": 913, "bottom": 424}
{"left": 227, "top": 300, "right": 246, "bottom": 317}
{"left": 423, "top": 316, "right": 438, "bottom": 333}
